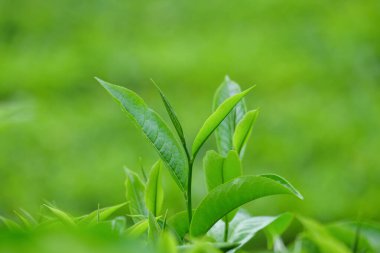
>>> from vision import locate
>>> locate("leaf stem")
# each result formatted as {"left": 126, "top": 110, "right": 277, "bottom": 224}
{"left": 187, "top": 159, "right": 194, "bottom": 224}
{"left": 224, "top": 217, "right": 229, "bottom": 242}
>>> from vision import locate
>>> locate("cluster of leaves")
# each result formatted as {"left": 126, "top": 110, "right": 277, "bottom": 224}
{"left": 1, "top": 77, "right": 379, "bottom": 253}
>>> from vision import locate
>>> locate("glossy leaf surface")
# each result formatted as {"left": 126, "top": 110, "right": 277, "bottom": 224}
{"left": 233, "top": 109, "right": 258, "bottom": 156}
{"left": 192, "top": 86, "right": 254, "bottom": 158}
{"left": 190, "top": 175, "right": 303, "bottom": 237}
{"left": 97, "top": 78, "right": 188, "bottom": 191}
{"left": 213, "top": 76, "right": 247, "bottom": 156}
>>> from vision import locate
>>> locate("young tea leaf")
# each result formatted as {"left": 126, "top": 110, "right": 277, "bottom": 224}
{"left": 125, "top": 168, "right": 147, "bottom": 221}
{"left": 148, "top": 212, "right": 162, "bottom": 242}
{"left": 213, "top": 76, "right": 247, "bottom": 156}
{"left": 153, "top": 81, "right": 190, "bottom": 160}
{"left": 233, "top": 109, "right": 259, "bottom": 156}
{"left": 145, "top": 161, "right": 164, "bottom": 217}
{"left": 43, "top": 205, "right": 76, "bottom": 226}
{"left": 192, "top": 86, "right": 255, "bottom": 158}
{"left": 0, "top": 216, "right": 21, "bottom": 231}
{"left": 97, "top": 78, "right": 188, "bottom": 192}
{"left": 190, "top": 175, "right": 303, "bottom": 237}
{"left": 203, "top": 150, "right": 241, "bottom": 222}
{"left": 79, "top": 202, "right": 127, "bottom": 225}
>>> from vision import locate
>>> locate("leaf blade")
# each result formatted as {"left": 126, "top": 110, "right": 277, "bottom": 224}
{"left": 145, "top": 161, "right": 164, "bottom": 217}
{"left": 213, "top": 76, "right": 247, "bottom": 156}
{"left": 233, "top": 109, "right": 259, "bottom": 156}
{"left": 125, "top": 168, "right": 147, "bottom": 221}
{"left": 97, "top": 78, "right": 188, "bottom": 191}
{"left": 189, "top": 175, "right": 302, "bottom": 237}
{"left": 192, "top": 86, "right": 255, "bottom": 158}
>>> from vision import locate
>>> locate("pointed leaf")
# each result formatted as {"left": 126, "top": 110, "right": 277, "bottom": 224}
{"left": 126, "top": 219, "right": 149, "bottom": 237}
{"left": 97, "top": 78, "right": 188, "bottom": 191}
{"left": 125, "top": 168, "right": 147, "bottom": 221}
{"left": 233, "top": 109, "right": 259, "bottom": 156}
{"left": 79, "top": 202, "right": 127, "bottom": 224}
{"left": 192, "top": 86, "right": 255, "bottom": 158}
{"left": 213, "top": 76, "right": 247, "bottom": 156}
{"left": 43, "top": 205, "right": 76, "bottom": 226}
{"left": 148, "top": 212, "right": 161, "bottom": 242}
{"left": 190, "top": 175, "right": 303, "bottom": 237}
{"left": 145, "top": 161, "right": 164, "bottom": 217}
{"left": 0, "top": 216, "right": 21, "bottom": 231}
{"left": 14, "top": 209, "right": 37, "bottom": 229}
{"left": 154, "top": 82, "right": 189, "bottom": 159}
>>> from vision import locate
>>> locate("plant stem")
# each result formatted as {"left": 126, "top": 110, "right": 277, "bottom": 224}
{"left": 187, "top": 159, "right": 194, "bottom": 224}
{"left": 224, "top": 217, "right": 229, "bottom": 242}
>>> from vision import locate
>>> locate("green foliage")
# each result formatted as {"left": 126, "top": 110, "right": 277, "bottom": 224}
{"left": 1, "top": 76, "right": 378, "bottom": 253}
{"left": 97, "top": 78, "right": 189, "bottom": 192}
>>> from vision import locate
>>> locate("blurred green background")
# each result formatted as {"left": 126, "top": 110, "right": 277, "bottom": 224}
{"left": 1, "top": 0, "right": 379, "bottom": 222}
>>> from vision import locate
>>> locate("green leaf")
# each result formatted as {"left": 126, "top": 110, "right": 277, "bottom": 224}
{"left": 148, "top": 212, "right": 162, "bottom": 242}
{"left": 14, "top": 209, "right": 37, "bottom": 229}
{"left": 0, "top": 216, "right": 21, "bottom": 231}
{"left": 208, "top": 211, "right": 293, "bottom": 253}
{"left": 213, "top": 76, "right": 247, "bottom": 156}
{"left": 297, "top": 216, "right": 352, "bottom": 253}
{"left": 145, "top": 161, "right": 164, "bottom": 217}
{"left": 233, "top": 109, "right": 259, "bottom": 156}
{"left": 189, "top": 175, "right": 303, "bottom": 237}
{"left": 97, "top": 78, "right": 188, "bottom": 191}
{"left": 265, "top": 212, "right": 294, "bottom": 250}
{"left": 154, "top": 81, "right": 189, "bottom": 160}
{"left": 79, "top": 202, "right": 127, "bottom": 225}
{"left": 167, "top": 210, "right": 191, "bottom": 240}
{"left": 125, "top": 168, "right": 147, "bottom": 221}
{"left": 158, "top": 231, "right": 178, "bottom": 253}
{"left": 203, "top": 150, "right": 241, "bottom": 222}
{"left": 43, "top": 205, "right": 76, "bottom": 226}
{"left": 126, "top": 219, "right": 149, "bottom": 237}
{"left": 192, "top": 86, "right": 255, "bottom": 158}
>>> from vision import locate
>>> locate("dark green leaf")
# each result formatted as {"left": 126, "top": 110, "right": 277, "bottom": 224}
{"left": 97, "top": 78, "right": 188, "bottom": 191}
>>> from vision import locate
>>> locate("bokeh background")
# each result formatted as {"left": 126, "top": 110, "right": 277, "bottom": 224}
{"left": 1, "top": 0, "right": 379, "bottom": 223}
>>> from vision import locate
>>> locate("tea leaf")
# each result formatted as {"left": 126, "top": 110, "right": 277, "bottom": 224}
{"left": 208, "top": 211, "right": 293, "bottom": 252}
{"left": 203, "top": 150, "right": 241, "bottom": 222}
{"left": 125, "top": 168, "right": 147, "bottom": 221}
{"left": 213, "top": 76, "right": 247, "bottom": 156}
{"left": 154, "top": 81, "right": 189, "bottom": 160}
{"left": 233, "top": 110, "right": 259, "bottom": 156}
{"left": 167, "top": 210, "right": 191, "bottom": 240}
{"left": 298, "top": 216, "right": 351, "bottom": 253}
{"left": 190, "top": 175, "right": 302, "bottom": 237}
{"left": 79, "top": 202, "right": 127, "bottom": 224}
{"left": 192, "top": 86, "right": 255, "bottom": 158}
{"left": 145, "top": 161, "right": 164, "bottom": 217}
{"left": 126, "top": 219, "right": 149, "bottom": 237}
{"left": 97, "top": 78, "right": 188, "bottom": 192}
{"left": 148, "top": 212, "right": 161, "bottom": 242}
{"left": 0, "top": 216, "right": 21, "bottom": 231}
{"left": 43, "top": 205, "right": 76, "bottom": 226}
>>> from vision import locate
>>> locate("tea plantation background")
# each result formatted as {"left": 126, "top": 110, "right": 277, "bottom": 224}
{"left": 1, "top": 0, "right": 379, "bottom": 223}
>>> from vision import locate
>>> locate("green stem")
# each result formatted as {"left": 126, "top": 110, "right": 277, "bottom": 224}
{"left": 187, "top": 159, "right": 194, "bottom": 224}
{"left": 224, "top": 217, "right": 229, "bottom": 242}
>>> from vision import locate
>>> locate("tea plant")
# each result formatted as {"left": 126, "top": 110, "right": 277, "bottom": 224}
{"left": 1, "top": 77, "right": 379, "bottom": 253}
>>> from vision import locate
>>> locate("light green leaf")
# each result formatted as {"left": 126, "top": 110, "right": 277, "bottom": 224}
{"left": 213, "top": 76, "right": 247, "bottom": 156}
{"left": 154, "top": 82, "right": 189, "bottom": 160}
{"left": 126, "top": 219, "right": 149, "bottom": 237}
{"left": 14, "top": 209, "right": 37, "bottom": 229}
{"left": 189, "top": 175, "right": 303, "bottom": 237}
{"left": 265, "top": 212, "right": 294, "bottom": 250}
{"left": 208, "top": 211, "right": 293, "bottom": 253}
{"left": 145, "top": 161, "right": 164, "bottom": 217}
{"left": 97, "top": 78, "right": 188, "bottom": 191}
{"left": 192, "top": 86, "right": 255, "bottom": 158}
{"left": 125, "top": 168, "right": 147, "bottom": 221}
{"left": 79, "top": 202, "right": 127, "bottom": 225}
{"left": 158, "top": 231, "right": 178, "bottom": 253}
{"left": 43, "top": 205, "right": 76, "bottom": 226}
{"left": 298, "top": 216, "right": 351, "bottom": 253}
{"left": 167, "top": 210, "right": 191, "bottom": 240}
{"left": 0, "top": 216, "right": 21, "bottom": 231}
{"left": 233, "top": 109, "right": 259, "bottom": 156}
{"left": 148, "top": 212, "right": 162, "bottom": 242}
{"left": 203, "top": 150, "right": 241, "bottom": 222}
